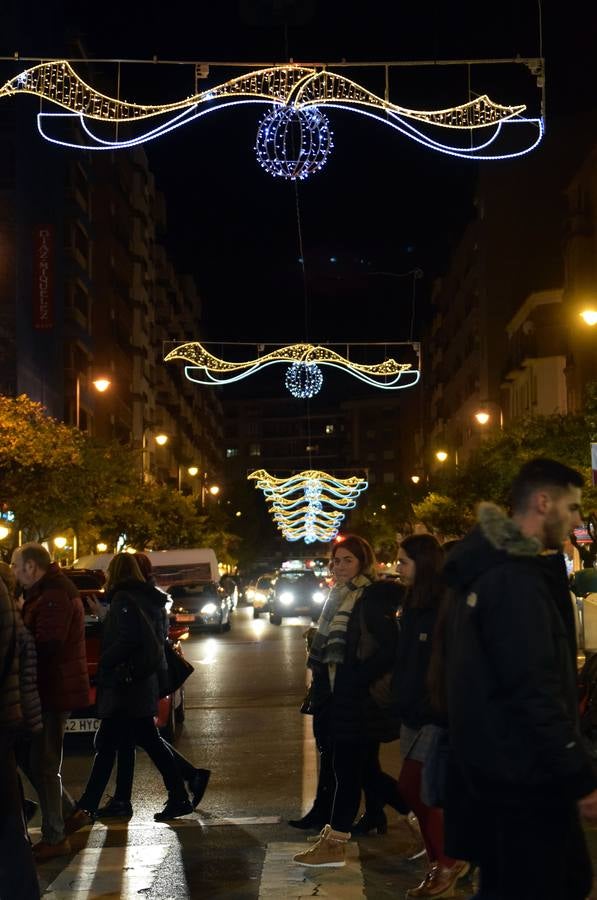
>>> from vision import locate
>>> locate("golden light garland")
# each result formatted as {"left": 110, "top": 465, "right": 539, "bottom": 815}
{"left": 164, "top": 341, "right": 420, "bottom": 394}
{"left": 0, "top": 61, "right": 543, "bottom": 167}
{"left": 248, "top": 469, "right": 368, "bottom": 544}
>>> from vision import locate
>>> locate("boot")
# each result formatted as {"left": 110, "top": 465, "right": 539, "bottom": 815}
{"left": 351, "top": 809, "right": 388, "bottom": 835}
{"left": 64, "top": 808, "right": 95, "bottom": 835}
{"left": 293, "top": 824, "right": 350, "bottom": 867}
{"left": 406, "top": 860, "right": 470, "bottom": 898}
{"left": 288, "top": 806, "right": 329, "bottom": 830}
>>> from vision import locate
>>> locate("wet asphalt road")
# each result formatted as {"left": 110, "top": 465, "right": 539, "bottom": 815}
{"left": 25, "top": 604, "right": 597, "bottom": 899}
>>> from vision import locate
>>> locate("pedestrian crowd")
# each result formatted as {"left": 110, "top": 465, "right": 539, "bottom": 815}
{"left": 0, "top": 546, "right": 209, "bottom": 900}
{"left": 1, "top": 457, "right": 596, "bottom": 900}
{"left": 289, "top": 458, "right": 597, "bottom": 900}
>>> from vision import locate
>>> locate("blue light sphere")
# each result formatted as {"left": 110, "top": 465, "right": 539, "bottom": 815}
{"left": 255, "top": 105, "right": 333, "bottom": 180}
{"left": 285, "top": 362, "right": 324, "bottom": 398}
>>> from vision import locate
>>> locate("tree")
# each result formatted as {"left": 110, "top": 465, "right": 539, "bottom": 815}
{"left": 412, "top": 492, "right": 473, "bottom": 539}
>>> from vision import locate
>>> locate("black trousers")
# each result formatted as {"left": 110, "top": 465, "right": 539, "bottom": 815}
{"left": 111, "top": 739, "right": 196, "bottom": 803}
{"left": 330, "top": 739, "right": 383, "bottom": 833}
{"left": 78, "top": 716, "right": 187, "bottom": 813}
{"left": 474, "top": 798, "right": 592, "bottom": 900}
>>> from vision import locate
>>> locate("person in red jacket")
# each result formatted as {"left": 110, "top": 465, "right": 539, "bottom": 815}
{"left": 12, "top": 543, "right": 89, "bottom": 862}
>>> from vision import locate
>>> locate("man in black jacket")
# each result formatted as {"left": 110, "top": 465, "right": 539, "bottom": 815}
{"left": 444, "top": 458, "right": 597, "bottom": 900}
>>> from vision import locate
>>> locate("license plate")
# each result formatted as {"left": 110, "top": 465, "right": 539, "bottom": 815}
{"left": 65, "top": 718, "right": 100, "bottom": 733}
{"left": 175, "top": 614, "right": 195, "bottom": 622}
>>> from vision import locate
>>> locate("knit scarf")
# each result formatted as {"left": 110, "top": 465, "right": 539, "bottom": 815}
{"left": 307, "top": 573, "right": 372, "bottom": 669}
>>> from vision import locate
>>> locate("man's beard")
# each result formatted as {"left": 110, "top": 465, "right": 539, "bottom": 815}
{"left": 543, "top": 512, "right": 566, "bottom": 550}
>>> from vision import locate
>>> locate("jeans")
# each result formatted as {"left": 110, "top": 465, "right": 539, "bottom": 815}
{"left": 0, "top": 743, "right": 40, "bottom": 899}
{"left": 18, "top": 710, "right": 75, "bottom": 843}
{"left": 78, "top": 716, "right": 188, "bottom": 813}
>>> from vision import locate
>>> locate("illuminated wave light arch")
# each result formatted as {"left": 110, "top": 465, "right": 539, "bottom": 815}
{"left": 248, "top": 468, "right": 368, "bottom": 544}
{"left": 0, "top": 61, "right": 544, "bottom": 174}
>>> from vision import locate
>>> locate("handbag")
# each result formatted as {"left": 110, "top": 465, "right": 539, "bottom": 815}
{"left": 159, "top": 641, "right": 194, "bottom": 698}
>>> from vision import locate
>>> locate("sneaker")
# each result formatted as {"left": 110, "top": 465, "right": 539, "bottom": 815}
{"left": 293, "top": 824, "right": 350, "bottom": 868}
{"left": 32, "top": 838, "right": 71, "bottom": 862}
{"left": 188, "top": 769, "right": 211, "bottom": 809}
{"left": 96, "top": 798, "right": 133, "bottom": 818}
{"left": 64, "top": 808, "right": 95, "bottom": 836}
{"left": 154, "top": 797, "right": 193, "bottom": 822}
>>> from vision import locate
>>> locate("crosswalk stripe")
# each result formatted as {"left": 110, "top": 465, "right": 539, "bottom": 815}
{"left": 43, "top": 844, "right": 169, "bottom": 898}
{"left": 30, "top": 815, "right": 281, "bottom": 836}
{"left": 258, "top": 842, "right": 366, "bottom": 899}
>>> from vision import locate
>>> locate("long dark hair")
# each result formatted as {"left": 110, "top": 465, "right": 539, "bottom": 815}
{"left": 400, "top": 534, "right": 444, "bottom": 609}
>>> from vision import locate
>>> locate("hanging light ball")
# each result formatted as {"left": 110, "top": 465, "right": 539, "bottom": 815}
{"left": 285, "top": 362, "right": 324, "bottom": 398}
{"left": 255, "top": 104, "right": 333, "bottom": 181}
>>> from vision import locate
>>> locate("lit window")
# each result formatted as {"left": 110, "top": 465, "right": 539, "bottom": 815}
{"left": 226, "top": 448, "right": 238, "bottom": 458}
{"left": 325, "top": 424, "right": 334, "bottom": 434}
{"left": 249, "top": 443, "right": 261, "bottom": 457}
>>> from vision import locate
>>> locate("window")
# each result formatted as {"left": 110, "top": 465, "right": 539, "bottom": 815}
{"left": 249, "top": 443, "right": 261, "bottom": 457}
{"left": 72, "top": 284, "right": 88, "bottom": 318}
{"left": 306, "top": 444, "right": 319, "bottom": 453}
{"left": 73, "top": 224, "right": 89, "bottom": 262}
{"left": 382, "top": 449, "right": 395, "bottom": 460}
{"left": 226, "top": 448, "right": 238, "bottom": 458}
{"left": 383, "top": 472, "right": 395, "bottom": 484}
{"left": 325, "top": 424, "right": 335, "bottom": 434}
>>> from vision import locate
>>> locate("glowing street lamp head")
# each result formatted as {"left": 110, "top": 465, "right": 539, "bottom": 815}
{"left": 96, "top": 542, "right": 108, "bottom": 552}
{"left": 580, "top": 310, "right": 597, "bottom": 326}
{"left": 435, "top": 450, "right": 448, "bottom": 463}
{"left": 53, "top": 536, "right": 67, "bottom": 550}
{"left": 474, "top": 411, "right": 491, "bottom": 425}
{"left": 92, "top": 378, "right": 111, "bottom": 393}
{"left": 187, "top": 466, "right": 199, "bottom": 477}
{"left": 0, "top": 525, "right": 10, "bottom": 540}
{"left": 155, "top": 433, "right": 169, "bottom": 446}
{"left": 209, "top": 485, "right": 220, "bottom": 496}
{"left": 411, "top": 475, "right": 421, "bottom": 484}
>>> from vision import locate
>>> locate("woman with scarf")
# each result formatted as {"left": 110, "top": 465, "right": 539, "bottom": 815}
{"left": 293, "top": 534, "right": 401, "bottom": 869}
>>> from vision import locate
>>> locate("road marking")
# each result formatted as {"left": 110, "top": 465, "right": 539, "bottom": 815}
{"left": 30, "top": 816, "right": 281, "bottom": 836}
{"left": 259, "top": 842, "right": 365, "bottom": 899}
{"left": 43, "top": 844, "right": 169, "bottom": 898}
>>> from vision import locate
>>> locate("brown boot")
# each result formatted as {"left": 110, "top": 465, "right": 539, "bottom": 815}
{"left": 406, "top": 860, "right": 470, "bottom": 898}
{"left": 293, "top": 824, "right": 350, "bottom": 867}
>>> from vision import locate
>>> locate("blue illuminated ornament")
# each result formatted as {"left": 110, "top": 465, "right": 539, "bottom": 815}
{"left": 255, "top": 105, "right": 333, "bottom": 180}
{"left": 285, "top": 361, "right": 324, "bottom": 398}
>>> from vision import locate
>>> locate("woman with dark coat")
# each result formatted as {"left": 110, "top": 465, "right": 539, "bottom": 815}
{"left": 393, "top": 534, "right": 469, "bottom": 899}
{"left": 65, "top": 554, "right": 192, "bottom": 829}
{"left": 293, "top": 534, "right": 402, "bottom": 869}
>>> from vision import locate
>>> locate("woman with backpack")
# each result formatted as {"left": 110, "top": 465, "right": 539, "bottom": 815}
{"left": 65, "top": 553, "right": 192, "bottom": 830}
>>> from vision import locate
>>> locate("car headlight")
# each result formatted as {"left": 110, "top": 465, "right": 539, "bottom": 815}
{"left": 279, "top": 591, "right": 294, "bottom": 605}
{"left": 312, "top": 591, "right": 325, "bottom": 603}
{"left": 246, "top": 588, "right": 255, "bottom": 600}
{"left": 201, "top": 602, "right": 218, "bottom": 615}
{"left": 254, "top": 591, "right": 265, "bottom": 602}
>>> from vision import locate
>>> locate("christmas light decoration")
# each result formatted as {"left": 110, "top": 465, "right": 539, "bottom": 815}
{"left": 249, "top": 469, "right": 368, "bottom": 544}
{"left": 255, "top": 105, "right": 333, "bottom": 179}
{"left": 164, "top": 342, "right": 420, "bottom": 394}
{"left": 0, "top": 61, "right": 544, "bottom": 170}
{"left": 284, "top": 361, "right": 324, "bottom": 398}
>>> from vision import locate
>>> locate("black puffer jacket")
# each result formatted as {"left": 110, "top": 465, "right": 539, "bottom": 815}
{"left": 96, "top": 579, "right": 169, "bottom": 719}
{"left": 444, "top": 502, "right": 596, "bottom": 802}
{"left": 311, "top": 580, "right": 402, "bottom": 743}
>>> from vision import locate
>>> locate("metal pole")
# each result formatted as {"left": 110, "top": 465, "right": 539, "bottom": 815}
{"left": 75, "top": 374, "right": 80, "bottom": 429}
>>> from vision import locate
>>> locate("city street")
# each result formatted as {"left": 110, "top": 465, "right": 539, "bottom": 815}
{"left": 23, "top": 602, "right": 597, "bottom": 899}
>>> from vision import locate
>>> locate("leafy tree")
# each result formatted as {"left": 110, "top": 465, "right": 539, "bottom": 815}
{"left": 412, "top": 492, "right": 473, "bottom": 539}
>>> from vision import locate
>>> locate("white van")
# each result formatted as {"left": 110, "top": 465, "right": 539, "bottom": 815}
{"left": 74, "top": 548, "right": 219, "bottom": 592}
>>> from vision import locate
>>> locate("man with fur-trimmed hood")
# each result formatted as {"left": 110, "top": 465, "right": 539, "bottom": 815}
{"left": 444, "top": 458, "right": 597, "bottom": 900}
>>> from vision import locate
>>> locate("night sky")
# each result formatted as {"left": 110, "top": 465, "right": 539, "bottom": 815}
{"left": 6, "top": 1, "right": 597, "bottom": 349}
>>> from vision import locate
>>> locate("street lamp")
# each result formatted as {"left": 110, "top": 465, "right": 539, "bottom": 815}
{"left": 96, "top": 542, "right": 108, "bottom": 552}
{"left": 142, "top": 430, "right": 169, "bottom": 482}
{"left": 435, "top": 450, "right": 448, "bottom": 463}
{"left": 155, "top": 433, "right": 169, "bottom": 446}
{"left": 0, "top": 525, "right": 10, "bottom": 541}
{"left": 178, "top": 463, "right": 200, "bottom": 492}
{"left": 53, "top": 536, "right": 67, "bottom": 550}
{"left": 580, "top": 310, "right": 597, "bottom": 326}
{"left": 209, "top": 485, "right": 220, "bottom": 496}
{"left": 411, "top": 475, "right": 421, "bottom": 484}
{"left": 75, "top": 375, "right": 112, "bottom": 429}
{"left": 474, "top": 411, "right": 491, "bottom": 425}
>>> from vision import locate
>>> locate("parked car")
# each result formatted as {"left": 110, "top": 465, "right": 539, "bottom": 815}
{"left": 63, "top": 568, "right": 187, "bottom": 743}
{"left": 170, "top": 582, "right": 232, "bottom": 632}
{"left": 268, "top": 569, "right": 327, "bottom": 625}
{"left": 251, "top": 574, "right": 275, "bottom": 619}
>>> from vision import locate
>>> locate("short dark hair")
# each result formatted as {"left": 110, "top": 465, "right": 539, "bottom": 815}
{"left": 18, "top": 543, "right": 51, "bottom": 571}
{"left": 509, "top": 458, "right": 584, "bottom": 514}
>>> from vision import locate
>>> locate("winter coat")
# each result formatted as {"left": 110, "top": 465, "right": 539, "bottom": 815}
{"left": 311, "top": 580, "right": 402, "bottom": 743}
{"left": 392, "top": 604, "right": 442, "bottom": 730}
{"left": 444, "top": 502, "right": 596, "bottom": 804}
{"left": 16, "top": 617, "right": 42, "bottom": 734}
{"left": 96, "top": 579, "right": 168, "bottom": 719}
{"left": 22, "top": 563, "right": 89, "bottom": 712}
{"left": 0, "top": 578, "right": 21, "bottom": 734}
